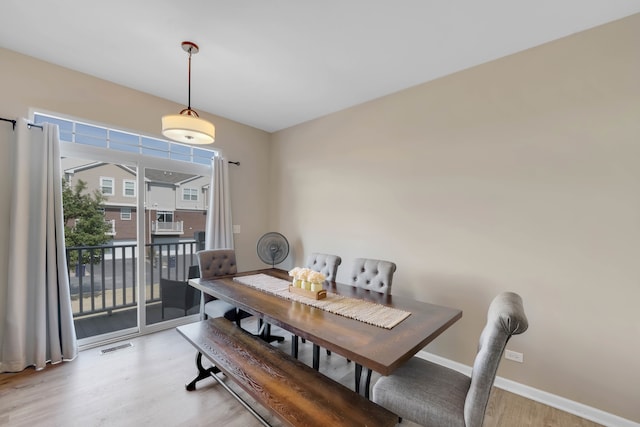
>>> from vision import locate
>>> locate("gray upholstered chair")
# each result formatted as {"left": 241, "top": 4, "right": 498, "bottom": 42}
{"left": 372, "top": 292, "right": 528, "bottom": 427}
{"left": 350, "top": 258, "right": 397, "bottom": 396}
{"left": 159, "top": 264, "right": 202, "bottom": 319}
{"left": 292, "top": 253, "right": 342, "bottom": 362}
{"left": 159, "top": 277, "right": 199, "bottom": 319}
{"left": 306, "top": 253, "right": 342, "bottom": 282}
{"left": 349, "top": 257, "right": 396, "bottom": 294}
{"left": 197, "top": 249, "right": 250, "bottom": 324}
{"left": 188, "top": 264, "right": 200, "bottom": 281}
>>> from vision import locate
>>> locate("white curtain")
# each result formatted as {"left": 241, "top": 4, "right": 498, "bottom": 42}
{"left": 0, "top": 121, "right": 78, "bottom": 372}
{"left": 205, "top": 156, "right": 234, "bottom": 250}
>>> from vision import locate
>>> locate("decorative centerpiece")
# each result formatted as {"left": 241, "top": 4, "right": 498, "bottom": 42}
{"left": 288, "top": 267, "right": 327, "bottom": 300}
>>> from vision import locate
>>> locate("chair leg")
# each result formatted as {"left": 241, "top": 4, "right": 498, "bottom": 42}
{"left": 291, "top": 335, "right": 299, "bottom": 358}
{"left": 313, "top": 344, "right": 320, "bottom": 370}
{"left": 364, "top": 368, "right": 373, "bottom": 399}
{"left": 258, "top": 319, "right": 285, "bottom": 343}
{"left": 354, "top": 365, "right": 374, "bottom": 398}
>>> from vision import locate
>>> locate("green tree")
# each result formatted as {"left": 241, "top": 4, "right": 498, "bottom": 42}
{"left": 62, "top": 178, "right": 111, "bottom": 267}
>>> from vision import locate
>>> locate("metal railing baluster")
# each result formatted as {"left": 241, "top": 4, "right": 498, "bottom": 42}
{"left": 78, "top": 248, "right": 84, "bottom": 313}
{"left": 112, "top": 246, "right": 117, "bottom": 309}
{"left": 121, "top": 246, "right": 127, "bottom": 306}
{"left": 100, "top": 247, "right": 106, "bottom": 310}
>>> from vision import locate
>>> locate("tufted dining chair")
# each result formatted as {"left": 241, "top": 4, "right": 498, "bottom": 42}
{"left": 372, "top": 292, "right": 528, "bottom": 427}
{"left": 197, "top": 249, "right": 251, "bottom": 325}
{"left": 292, "top": 253, "right": 342, "bottom": 362}
{"left": 349, "top": 258, "right": 397, "bottom": 396}
{"left": 349, "top": 257, "right": 396, "bottom": 294}
{"left": 306, "top": 253, "right": 342, "bottom": 282}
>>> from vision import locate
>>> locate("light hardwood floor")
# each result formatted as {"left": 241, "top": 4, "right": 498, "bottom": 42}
{"left": 0, "top": 321, "right": 602, "bottom": 427}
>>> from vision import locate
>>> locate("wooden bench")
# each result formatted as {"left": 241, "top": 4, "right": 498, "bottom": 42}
{"left": 177, "top": 317, "right": 398, "bottom": 427}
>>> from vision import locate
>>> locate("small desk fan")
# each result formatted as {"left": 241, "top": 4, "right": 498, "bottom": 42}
{"left": 255, "top": 232, "right": 289, "bottom": 343}
{"left": 256, "top": 232, "right": 289, "bottom": 268}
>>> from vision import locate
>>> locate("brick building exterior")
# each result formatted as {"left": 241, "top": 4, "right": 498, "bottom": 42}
{"left": 62, "top": 160, "right": 209, "bottom": 243}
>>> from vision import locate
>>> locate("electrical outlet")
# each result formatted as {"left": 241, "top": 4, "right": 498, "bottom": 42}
{"left": 504, "top": 349, "right": 524, "bottom": 363}
{"left": 233, "top": 225, "right": 241, "bottom": 234}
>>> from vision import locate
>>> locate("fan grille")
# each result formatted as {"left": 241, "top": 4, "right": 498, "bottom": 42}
{"left": 256, "top": 232, "right": 289, "bottom": 267}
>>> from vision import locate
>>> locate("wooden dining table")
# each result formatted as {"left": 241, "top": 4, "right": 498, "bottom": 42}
{"left": 189, "top": 268, "right": 462, "bottom": 392}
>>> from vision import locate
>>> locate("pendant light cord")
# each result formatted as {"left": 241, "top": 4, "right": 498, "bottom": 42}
{"left": 187, "top": 46, "right": 192, "bottom": 111}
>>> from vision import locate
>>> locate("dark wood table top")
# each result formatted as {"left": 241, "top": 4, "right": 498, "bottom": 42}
{"left": 189, "top": 268, "right": 462, "bottom": 376}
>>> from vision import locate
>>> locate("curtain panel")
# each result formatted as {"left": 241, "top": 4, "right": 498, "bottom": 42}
{"left": 205, "top": 156, "right": 234, "bottom": 250}
{"left": 0, "top": 121, "right": 78, "bottom": 372}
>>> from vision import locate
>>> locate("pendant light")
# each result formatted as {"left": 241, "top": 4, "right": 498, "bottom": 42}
{"left": 162, "top": 41, "right": 215, "bottom": 145}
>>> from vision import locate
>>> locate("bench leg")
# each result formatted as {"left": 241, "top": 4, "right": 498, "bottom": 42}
{"left": 186, "top": 351, "right": 221, "bottom": 391}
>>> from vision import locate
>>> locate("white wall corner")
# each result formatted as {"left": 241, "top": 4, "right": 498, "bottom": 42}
{"left": 416, "top": 351, "right": 639, "bottom": 427}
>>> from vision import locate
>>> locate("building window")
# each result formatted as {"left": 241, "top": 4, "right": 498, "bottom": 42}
{"left": 157, "top": 211, "right": 173, "bottom": 223}
{"left": 182, "top": 187, "right": 198, "bottom": 201}
{"left": 100, "top": 177, "right": 114, "bottom": 195}
{"left": 123, "top": 180, "right": 136, "bottom": 197}
{"left": 121, "top": 208, "right": 132, "bottom": 220}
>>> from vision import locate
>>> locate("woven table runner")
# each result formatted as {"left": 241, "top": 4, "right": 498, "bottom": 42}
{"left": 233, "top": 274, "right": 411, "bottom": 329}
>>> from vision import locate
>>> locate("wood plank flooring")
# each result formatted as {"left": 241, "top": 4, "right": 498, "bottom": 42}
{"left": 0, "top": 319, "right": 603, "bottom": 427}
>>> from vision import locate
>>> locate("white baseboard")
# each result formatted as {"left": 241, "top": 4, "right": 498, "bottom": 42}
{"left": 416, "top": 351, "right": 639, "bottom": 427}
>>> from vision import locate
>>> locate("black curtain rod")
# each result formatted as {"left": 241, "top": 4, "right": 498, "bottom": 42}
{"left": 228, "top": 161, "right": 240, "bottom": 166}
{"left": 0, "top": 117, "right": 16, "bottom": 130}
{"left": 1, "top": 117, "right": 43, "bottom": 130}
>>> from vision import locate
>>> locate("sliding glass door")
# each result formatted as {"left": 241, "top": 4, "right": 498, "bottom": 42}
{"left": 61, "top": 154, "right": 212, "bottom": 344}
{"left": 143, "top": 166, "right": 209, "bottom": 327}
{"left": 61, "top": 155, "right": 140, "bottom": 342}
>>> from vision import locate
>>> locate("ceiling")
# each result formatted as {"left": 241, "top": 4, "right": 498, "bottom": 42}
{"left": 1, "top": 1, "right": 638, "bottom": 133}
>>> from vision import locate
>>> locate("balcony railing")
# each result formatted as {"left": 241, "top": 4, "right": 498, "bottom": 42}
{"left": 151, "top": 220, "right": 183, "bottom": 234}
{"left": 66, "top": 240, "right": 199, "bottom": 319}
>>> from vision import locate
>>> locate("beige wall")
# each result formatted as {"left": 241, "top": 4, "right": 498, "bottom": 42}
{"left": 270, "top": 15, "right": 640, "bottom": 422}
{"left": 0, "top": 47, "right": 272, "bottom": 275}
